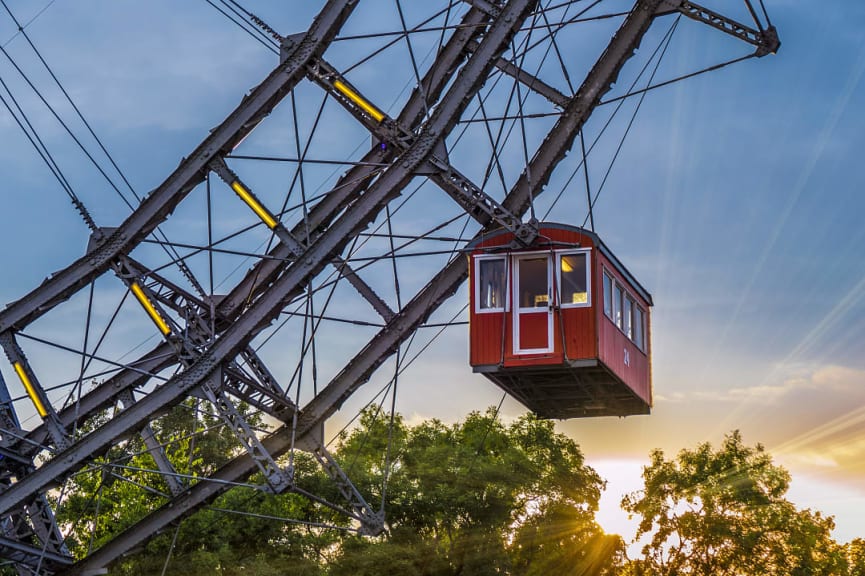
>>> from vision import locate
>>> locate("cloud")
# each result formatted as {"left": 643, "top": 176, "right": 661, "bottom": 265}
{"left": 810, "top": 365, "right": 865, "bottom": 389}
{"left": 669, "top": 364, "right": 862, "bottom": 405}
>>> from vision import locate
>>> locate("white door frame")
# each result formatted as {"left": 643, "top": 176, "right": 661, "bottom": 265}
{"left": 512, "top": 252, "right": 554, "bottom": 354}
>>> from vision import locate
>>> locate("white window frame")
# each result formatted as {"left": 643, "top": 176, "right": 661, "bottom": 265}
{"left": 556, "top": 249, "right": 592, "bottom": 309}
{"left": 624, "top": 294, "right": 634, "bottom": 339}
{"left": 603, "top": 269, "right": 613, "bottom": 319}
{"left": 603, "top": 267, "right": 649, "bottom": 354}
{"left": 474, "top": 255, "right": 509, "bottom": 314}
{"left": 634, "top": 304, "right": 646, "bottom": 352}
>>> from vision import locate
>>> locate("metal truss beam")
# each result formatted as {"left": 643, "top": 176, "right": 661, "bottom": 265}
{"left": 12, "top": 7, "right": 494, "bottom": 463}
{"left": 305, "top": 56, "right": 539, "bottom": 244}
{"left": 657, "top": 0, "right": 779, "bottom": 56}
{"left": 65, "top": 3, "right": 714, "bottom": 573}
{"left": 311, "top": 444, "right": 384, "bottom": 535}
{"left": 0, "top": 13, "right": 501, "bottom": 562}
{"left": 0, "top": 0, "right": 782, "bottom": 571}
{"left": 0, "top": 0, "right": 535, "bottom": 532}
{"left": 60, "top": 1, "right": 539, "bottom": 570}
{"left": 468, "top": 39, "right": 569, "bottom": 107}
{"left": 0, "top": 0, "right": 357, "bottom": 335}
{"left": 198, "top": 369, "right": 292, "bottom": 493}
{"left": 0, "top": 535, "right": 72, "bottom": 572}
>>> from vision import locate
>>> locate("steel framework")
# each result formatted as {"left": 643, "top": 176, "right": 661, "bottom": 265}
{"left": 0, "top": 0, "right": 778, "bottom": 573}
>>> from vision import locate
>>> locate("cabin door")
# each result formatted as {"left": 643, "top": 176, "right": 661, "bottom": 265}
{"left": 513, "top": 254, "right": 553, "bottom": 354}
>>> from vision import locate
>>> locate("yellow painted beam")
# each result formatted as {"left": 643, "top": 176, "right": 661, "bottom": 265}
{"left": 13, "top": 361, "right": 47, "bottom": 418}
{"left": 334, "top": 79, "right": 385, "bottom": 123}
{"left": 130, "top": 282, "right": 172, "bottom": 336}
{"left": 231, "top": 181, "right": 278, "bottom": 229}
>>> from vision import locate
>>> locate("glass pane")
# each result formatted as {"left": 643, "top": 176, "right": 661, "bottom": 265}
{"left": 624, "top": 296, "right": 633, "bottom": 339}
{"left": 603, "top": 272, "right": 612, "bottom": 317}
{"left": 478, "top": 258, "right": 506, "bottom": 310}
{"left": 613, "top": 284, "right": 622, "bottom": 328}
{"left": 518, "top": 257, "right": 549, "bottom": 308}
{"left": 635, "top": 306, "right": 644, "bottom": 350}
{"left": 560, "top": 253, "right": 588, "bottom": 305}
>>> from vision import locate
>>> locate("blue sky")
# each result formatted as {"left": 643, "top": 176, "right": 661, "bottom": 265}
{"left": 1, "top": 0, "right": 864, "bottom": 547}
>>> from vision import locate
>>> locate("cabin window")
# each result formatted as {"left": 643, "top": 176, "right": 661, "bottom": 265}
{"left": 634, "top": 306, "right": 645, "bottom": 351}
{"left": 624, "top": 295, "right": 634, "bottom": 339}
{"left": 603, "top": 271, "right": 612, "bottom": 318}
{"left": 518, "top": 257, "right": 549, "bottom": 308}
{"left": 476, "top": 257, "right": 507, "bottom": 312}
{"left": 559, "top": 251, "right": 590, "bottom": 307}
{"left": 604, "top": 270, "right": 648, "bottom": 352}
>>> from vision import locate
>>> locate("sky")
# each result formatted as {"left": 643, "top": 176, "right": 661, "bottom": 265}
{"left": 1, "top": 0, "right": 864, "bottom": 552}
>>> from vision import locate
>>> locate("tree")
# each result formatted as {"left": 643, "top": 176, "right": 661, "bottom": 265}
{"left": 329, "top": 408, "right": 623, "bottom": 575}
{"left": 56, "top": 399, "right": 333, "bottom": 575}
{"left": 847, "top": 539, "right": 865, "bottom": 576}
{"left": 620, "top": 431, "right": 846, "bottom": 576}
{"left": 53, "top": 406, "right": 620, "bottom": 575}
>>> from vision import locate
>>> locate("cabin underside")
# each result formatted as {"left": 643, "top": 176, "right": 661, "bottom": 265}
{"left": 474, "top": 359, "right": 650, "bottom": 419}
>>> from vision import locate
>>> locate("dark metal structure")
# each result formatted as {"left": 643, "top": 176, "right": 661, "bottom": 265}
{"left": 0, "top": 0, "right": 778, "bottom": 573}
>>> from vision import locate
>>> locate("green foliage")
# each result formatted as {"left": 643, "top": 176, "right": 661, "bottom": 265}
{"left": 329, "top": 408, "right": 619, "bottom": 575}
{"left": 54, "top": 408, "right": 861, "bottom": 576}
{"left": 55, "top": 398, "right": 337, "bottom": 574}
{"left": 620, "top": 431, "right": 847, "bottom": 576}
{"left": 55, "top": 406, "right": 617, "bottom": 575}
{"left": 847, "top": 539, "right": 865, "bottom": 576}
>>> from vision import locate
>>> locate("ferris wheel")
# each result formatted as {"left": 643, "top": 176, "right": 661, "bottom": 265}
{"left": 0, "top": 0, "right": 778, "bottom": 573}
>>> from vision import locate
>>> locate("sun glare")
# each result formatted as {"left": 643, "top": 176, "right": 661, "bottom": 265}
{"left": 592, "top": 459, "right": 647, "bottom": 554}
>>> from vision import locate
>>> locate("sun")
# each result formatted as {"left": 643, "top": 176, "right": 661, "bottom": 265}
{"left": 591, "top": 459, "right": 647, "bottom": 554}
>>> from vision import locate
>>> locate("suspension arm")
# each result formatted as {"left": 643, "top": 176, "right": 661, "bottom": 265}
{"left": 657, "top": 0, "right": 779, "bottom": 56}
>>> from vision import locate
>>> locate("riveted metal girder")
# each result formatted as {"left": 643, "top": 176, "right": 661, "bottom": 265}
{"left": 0, "top": 11, "right": 504, "bottom": 566}
{"left": 0, "top": 0, "right": 536, "bottom": 539}
{"left": 63, "top": 3, "right": 708, "bottom": 573}
{"left": 9, "top": 7, "right": 495, "bottom": 464}
{"left": 657, "top": 0, "right": 780, "bottom": 55}
{"left": 0, "top": 534, "right": 72, "bottom": 572}
{"left": 0, "top": 0, "right": 783, "bottom": 571}
{"left": 0, "top": 0, "right": 358, "bottom": 335}
{"left": 305, "top": 55, "right": 538, "bottom": 244}
{"left": 220, "top": 5, "right": 497, "bottom": 318}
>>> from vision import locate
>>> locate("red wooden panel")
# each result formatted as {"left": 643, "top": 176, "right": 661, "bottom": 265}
{"left": 469, "top": 253, "right": 507, "bottom": 366}
{"left": 596, "top": 251, "right": 651, "bottom": 405}
{"left": 503, "top": 354, "right": 562, "bottom": 368}
{"left": 517, "top": 312, "right": 549, "bottom": 351}
{"left": 470, "top": 312, "right": 507, "bottom": 365}
{"left": 559, "top": 307, "right": 595, "bottom": 360}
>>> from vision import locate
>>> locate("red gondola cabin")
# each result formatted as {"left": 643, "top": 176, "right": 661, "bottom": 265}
{"left": 468, "top": 223, "right": 652, "bottom": 419}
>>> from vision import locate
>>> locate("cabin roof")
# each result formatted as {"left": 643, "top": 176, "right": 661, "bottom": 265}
{"left": 466, "top": 222, "right": 653, "bottom": 306}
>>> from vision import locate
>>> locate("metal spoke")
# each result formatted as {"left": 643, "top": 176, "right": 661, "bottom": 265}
{"left": 0, "top": 0, "right": 780, "bottom": 572}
